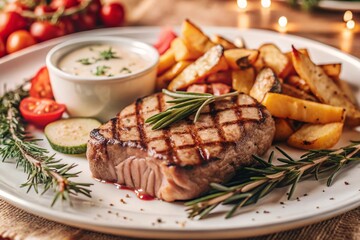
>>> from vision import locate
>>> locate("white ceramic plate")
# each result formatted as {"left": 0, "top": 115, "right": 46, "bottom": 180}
{"left": 0, "top": 27, "right": 360, "bottom": 239}
{"left": 318, "top": 0, "right": 360, "bottom": 11}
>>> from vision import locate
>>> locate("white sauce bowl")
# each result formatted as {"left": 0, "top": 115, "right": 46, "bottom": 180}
{"left": 46, "top": 36, "right": 159, "bottom": 122}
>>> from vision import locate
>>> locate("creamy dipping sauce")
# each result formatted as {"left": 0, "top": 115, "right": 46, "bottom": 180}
{"left": 58, "top": 44, "right": 148, "bottom": 77}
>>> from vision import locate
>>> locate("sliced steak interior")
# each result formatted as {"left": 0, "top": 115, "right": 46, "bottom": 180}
{"left": 87, "top": 93, "right": 275, "bottom": 201}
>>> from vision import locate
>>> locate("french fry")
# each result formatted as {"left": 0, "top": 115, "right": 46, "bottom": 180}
{"left": 285, "top": 48, "right": 309, "bottom": 59}
{"left": 156, "top": 61, "right": 192, "bottom": 90}
{"left": 250, "top": 68, "right": 281, "bottom": 102}
{"left": 171, "top": 38, "right": 202, "bottom": 61}
{"left": 181, "top": 19, "right": 215, "bottom": 54}
{"left": 207, "top": 71, "right": 232, "bottom": 85}
{"left": 224, "top": 49, "right": 259, "bottom": 70}
{"left": 232, "top": 67, "right": 255, "bottom": 94}
{"left": 259, "top": 44, "right": 291, "bottom": 78}
{"left": 287, "top": 122, "right": 343, "bottom": 150}
{"left": 274, "top": 118, "right": 294, "bottom": 142}
{"left": 281, "top": 83, "right": 318, "bottom": 102}
{"left": 234, "top": 37, "right": 246, "bottom": 49}
{"left": 292, "top": 46, "right": 360, "bottom": 127}
{"left": 168, "top": 45, "right": 228, "bottom": 91}
{"left": 157, "top": 48, "right": 176, "bottom": 75}
{"left": 211, "top": 35, "right": 237, "bottom": 50}
{"left": 285, "top": 75, "right": 311, "bottom": 93}
{"left": 252, "top": 56, "right": 265, "bottom": 73}
{"left": 319, "top": 63, "right": 342, "bottom": 80}
{"left": 285, "top": 48, "right": 309, "bottom": 76}
{"left": 262, "top": 93, "right": 345, "bottom": 124}
{"left": 336, "top": 80, "right": 358, "bottom": 105}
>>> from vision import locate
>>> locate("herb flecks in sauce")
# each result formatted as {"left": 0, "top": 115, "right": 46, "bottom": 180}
{"left": 59, "top": 44, "right": 148, "bottom": 77}
{"left": 77, "top": 58, "right": 92, "bottom": 65}
{"left": 99, "top": 47, "right": 120, "bottom": 60}
{"left": 93, "top": 65, "right": 110, "bottom": 76}
{"left": 120, "top": 67, "right": 132, "bottom": 74}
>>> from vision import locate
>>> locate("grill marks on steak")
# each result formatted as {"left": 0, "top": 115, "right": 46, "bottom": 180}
{"left": 87, "top": 93, "right": 275, "bottom": 201}
{"left": 100, "top": 93, "right": 266, "bottom": 166}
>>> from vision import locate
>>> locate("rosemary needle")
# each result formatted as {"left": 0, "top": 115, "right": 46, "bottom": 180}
{"left": 0, "top": 83, "right": 92, "bottom": 206}
{"left": 146, "top": 89, "right": 239, "bottom": 130}
{"left": 185, "top": 142, "right": 360, "bottom": 219}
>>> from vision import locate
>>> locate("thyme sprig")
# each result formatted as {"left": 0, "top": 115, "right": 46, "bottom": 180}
{"left": 146, "top": 89, "right": 239, "bottom": 130}
{"left": 0, "top": 83, "right": 92, "bottom": 206}
{"left": 185, "top": 142, "right": 360, "bottom": 219}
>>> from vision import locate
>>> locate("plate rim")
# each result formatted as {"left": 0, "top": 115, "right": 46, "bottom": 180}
{"left": 1, "top": 26, "right": 360, "bottom": 239}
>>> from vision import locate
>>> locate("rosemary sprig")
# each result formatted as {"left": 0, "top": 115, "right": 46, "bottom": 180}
{"left": 0, "top": 83, "right": 92, "bottom": 206}
{"left": 185, "top": 142, "right": 360, "bottom": 219}
{"left": 146, "top": 89, "right": 239, "bottom": 130}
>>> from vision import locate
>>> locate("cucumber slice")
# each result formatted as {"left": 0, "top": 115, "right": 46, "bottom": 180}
{"left": 45, "top": 118, "right": 101, "bottom": 154}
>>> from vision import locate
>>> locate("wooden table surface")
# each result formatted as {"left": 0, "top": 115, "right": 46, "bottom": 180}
{"left": 1, "top": 1, "right": 360, "bottom": 240}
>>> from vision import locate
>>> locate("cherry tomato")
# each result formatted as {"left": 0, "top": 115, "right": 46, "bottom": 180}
{"left": 34, "top": 5, "right": 56, "bottom": 16}
{"left": 0, "top": 39, "right": 5, "bottom": 57}
{"left": 73, "top": 13, "right": 97, "bottom": 31}
{"left": 59, "top": 18, "right": 75, "bottom": 34}
{"left": 0, "top": 12, "right": 27, "bottom": 41}
{"left": 51, "top": 0, "right": 78, "bottom": 9}
{"left": 6, "top": 30, "right": 36, "bottom": 54}
{"left": 87, "top": 0, "right": 101, "bottom": 17}
{"left": 29, "top": 66, "right": 54, "bottom": 99}
{"left": 4, "top": 1, "right": 29, "bottom": 13}
{"left": 100, "top": 3, "right": 125, "bottom": 27}
{"left": 153, "top": 28, "right": 177, "bottom": 55}
{"left": 30, "top": 21, "right": 65, "bottom": 42}
{"left": 20, "top": 97, "right": 66, "bottom": 127}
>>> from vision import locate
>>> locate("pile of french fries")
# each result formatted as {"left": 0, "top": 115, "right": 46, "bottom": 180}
{"left": 156, "top": 19, "right": 360, "bottom": 150}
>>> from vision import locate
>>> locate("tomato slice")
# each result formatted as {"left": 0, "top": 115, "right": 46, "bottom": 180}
{"left": 153, "top": 28, "right": 177, "bottom": 55}
{"left": 20, "top": 97, "right": 66, "bottom": 127}
{"left": 29, "top": 66, "right": 54, "bottom": 99}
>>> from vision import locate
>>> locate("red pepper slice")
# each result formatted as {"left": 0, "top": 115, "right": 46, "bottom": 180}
{"left": 153, "top": 28, "right": 177, "bottom": 55}
{"left": 211, "top": 83, "right": 231, "bottom": 96}
{"left": 187, "top": 84, "right": 208, "bottom": 93}
{"left": 29, "top": 66, "right": 54, "bottom": 99}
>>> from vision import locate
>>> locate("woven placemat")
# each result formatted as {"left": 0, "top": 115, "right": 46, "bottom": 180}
{"left": 1, "top": 199, "right": 359, "bottom": 240}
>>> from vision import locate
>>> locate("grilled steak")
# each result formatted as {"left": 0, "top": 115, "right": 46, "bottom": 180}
{"left": 87, "top": 93, "right": 275, "bottom": 201}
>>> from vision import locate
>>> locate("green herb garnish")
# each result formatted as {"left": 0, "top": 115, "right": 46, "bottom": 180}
{"left": 99, "top": 47, "right": 119, "bottom": 60}
{"left": 0, "top": 83, "right": 92, "bottom": 206}
{"left": 146, "top": 89, "right": 239, "bottom": 130}
{"left": 185, "top": 142, "right": 360, "bottom": 219}
{"left": 120, "top": 67, "right": 132, "bottom": 74}
{"left": 93, "top": 65, "right": 110, "bottom": 76}
{"left": 77, "top": 58, "right": 92, "bottom": 65}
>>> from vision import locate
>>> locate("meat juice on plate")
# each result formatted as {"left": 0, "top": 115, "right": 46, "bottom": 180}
{"left": 95, "top": 178, "right": 154, "bottom": 201}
